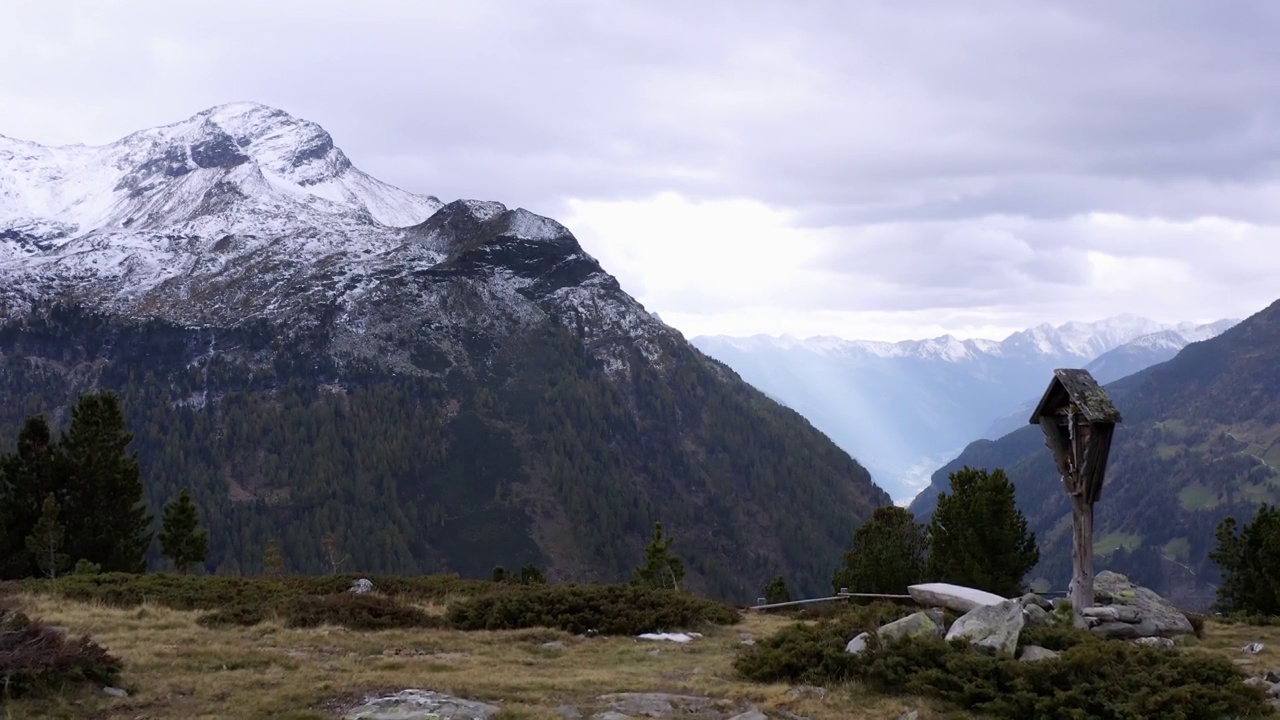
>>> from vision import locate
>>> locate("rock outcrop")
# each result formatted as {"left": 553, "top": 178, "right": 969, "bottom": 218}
{"left": 1087, "top": 571, "right": 1194, "bottom": 639}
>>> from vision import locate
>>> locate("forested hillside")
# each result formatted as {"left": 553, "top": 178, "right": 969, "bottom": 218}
{"left": 909, "top": 299, "right": 1280, "bottom": 608}
{"left": 0, "top": 304, "right": 890, "bottom": 602}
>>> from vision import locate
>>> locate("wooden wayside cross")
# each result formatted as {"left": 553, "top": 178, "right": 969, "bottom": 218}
{"left": 1029, "top": 369, "right": 1122, "bottom": 623}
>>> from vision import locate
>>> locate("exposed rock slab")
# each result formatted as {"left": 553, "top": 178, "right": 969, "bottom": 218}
{"left": 945, "top": 599, "right": 1024, "bottom": 656}
{"left": 908, "top": 582, "right": 1005, "bottom": 613}
{"left": 595, "top": 693, "right": 716, "bottom": 717}
{"left": 846, "top": 608, "right": 946, "bottom": 654}
{"left": 343, "top": 690, "right": 499, "bottom": 719}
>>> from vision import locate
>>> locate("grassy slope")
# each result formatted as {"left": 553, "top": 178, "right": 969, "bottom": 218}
{"left": 8, "top": 589, "right": 1280, "bottom": 720}
{"left": 6, "top": 592, "right": 928, "bottom": 720}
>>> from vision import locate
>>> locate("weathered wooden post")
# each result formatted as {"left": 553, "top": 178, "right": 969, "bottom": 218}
{"left": 1029, "top": 369, "right": 1121, "bottom": 624}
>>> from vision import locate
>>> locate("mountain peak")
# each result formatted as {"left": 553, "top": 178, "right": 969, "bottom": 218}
{"left": 0, "top": 102, "right": 444, "bottom": 250}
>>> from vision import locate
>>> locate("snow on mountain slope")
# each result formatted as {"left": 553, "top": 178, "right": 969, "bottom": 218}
{"left": 0, "top": 102, "right": 442, "bottom": 241}
{"left": 0, "top": 103, "right": 678, "bottom": 384}
{"left": 698, "top": 314, "right": 1191, "bottom": 365}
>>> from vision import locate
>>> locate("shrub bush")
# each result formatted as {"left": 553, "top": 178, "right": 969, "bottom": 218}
{"left": 0, "top": 606, "right": 123, "bottom": 699}
{"left": 195, "top": 604, "right": 269, "bottom": 628}
{"left": 282, "top": 594, "right": 444, "bottom": 631}
{"left": 446, "top": 583, "right": 740, "bottom": 635}
{"left": 735, "top": 621, "right": 1272, "bottom": 720}
{"left": 197, "top": 593, "right": 446, "bottom": 631}
{"left": 29, "top": 572, "right": 491, "bottom": 611}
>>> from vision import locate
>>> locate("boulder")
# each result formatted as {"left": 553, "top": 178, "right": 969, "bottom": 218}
{"left": 1018, "top": 645, "right": 1060, "bottom": 662}
{"left": 1018, "top": 593, "right": 1054, "bottom": 611}
{"left": 845, "top": 609, "right": 946, "bottom": 655}
{"left": 1022, "top": 603, "right": 1051, "bottom": 627}
{"left": 1093, "top": 571, "right": 1193, "bottom": 637}
{"left": 908, "top": 582, "right": 1005, "bottom": 613}
{"left": 350, "top": 578, "right": 374, "bottom": 594}
{"left": 945, "top": 599, "right": 1024, "bottom": 656}
{"left": 1135, "top": 637, "right": 1175, "bottom": 649}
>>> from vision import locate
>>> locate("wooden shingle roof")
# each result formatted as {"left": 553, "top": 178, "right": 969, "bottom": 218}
{"left": 1028, "top": 368, "right": 1123, "bottom": 425}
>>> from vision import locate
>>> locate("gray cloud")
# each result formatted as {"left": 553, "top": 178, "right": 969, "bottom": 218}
{"left": 4, "top": 0, "right": 1279, "bottom": 337}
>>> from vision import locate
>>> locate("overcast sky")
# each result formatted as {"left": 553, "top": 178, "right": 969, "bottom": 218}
{"left": 5, "top": 0, "right": 1279, "bottom": 341}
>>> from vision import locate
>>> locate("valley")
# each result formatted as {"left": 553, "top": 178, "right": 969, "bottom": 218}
{"left": 694, "top": 316, "right": 1237, "bottom": 503}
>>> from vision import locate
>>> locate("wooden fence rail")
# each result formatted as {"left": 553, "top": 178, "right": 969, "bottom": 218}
{"left": 748, "top": 587, "right": 1071, "bottom": 611}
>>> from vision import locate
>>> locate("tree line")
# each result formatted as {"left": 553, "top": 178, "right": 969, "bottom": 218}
{"left": 0, "top": 392, "right": 209, "bottom": 579}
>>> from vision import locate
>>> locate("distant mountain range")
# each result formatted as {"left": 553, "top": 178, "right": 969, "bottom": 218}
{"left": 693, "top": 316, "right": 1238, "bottom": 502}
{"left": 908, "top": 299, "right": 1280, "bottom": 609}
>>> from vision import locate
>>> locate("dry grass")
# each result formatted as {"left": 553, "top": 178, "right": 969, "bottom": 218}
{"left": 10, "top": 592, "right": 1278, "bottom": 720}
{"left": 3, "top": 595, "right": 938, "bottom": 720}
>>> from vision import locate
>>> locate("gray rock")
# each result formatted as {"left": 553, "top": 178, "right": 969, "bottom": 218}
{"left": 1019, "top": 645, "right": 1059, "bottom": 662}
{"left": 1243, "top": 642, "right": 1266, "bottom": 654}
{"left": 740, "top": 632, "right": 756, "bottom": 646}
{"left": 1081, "top": 605, "right": 1141, "bottom": 623}
{"left": 908, "top": 582, "right": 1006, "bottom": 613}
{"left": 103, "top": 686, "right": 129, "bottom": 698}
{"left": 784, "top": 685, "right": 826, "bottom": 700}
{"left": 845, "top": 632, "right": 872, "bottom": 654}
{"left": 896, "top": 712, "right": 920, "bottom": 720}
{"left": 945, "top": 599, "right": 1024, "bottom": 656}
{"left": 728, "top": 711, "right": 769, "bottom": 720}
{"left": 592, "top": 713, "right": 633, "bottom": 720}
{"left": 344, "top": 690, "right": 500, "bottom": 719}
{"left": 596, "top": 693, "right": 715, "bottom": 717}
{"left": 1022, "top": 603, "right": 1051, "bottom": 627}
{"left": 350, "top": 578, "right": 374, "bottom": 594}
{"left": 556, "top": 706, "right": 584, "bottom": 719}
{"left": 1018, "top": 593, "right": 1054, "bottom": 611}
{"left": 845, "top": 608, "right": 946, "bottom": 655}
{"left": 541, "top": 641, "right": 568, "bottom": 651}
{"left": 1091, "top": 620, "right": 1160, "bottom": 639}
{"left": 1093, "top": 571, "right": 1193, "bottom": 637}
{"left": 1134, "top": 637, "right": 1175, "bottom": 649}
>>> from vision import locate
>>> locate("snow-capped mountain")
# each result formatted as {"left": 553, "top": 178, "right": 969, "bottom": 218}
{"left": 0, "top": 102, "right": 672, "bottom": 368}
{"left": 0, "top": 103, "right": 892, "bottom": 601}
{"left": 692, "top": 316, "right": 1237, "bottom": 503}
{"left": 982, "top": 318, "right": 1241, "bottom": 440}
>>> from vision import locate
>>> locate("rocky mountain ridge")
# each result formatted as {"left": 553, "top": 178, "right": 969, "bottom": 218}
{"left": 0, "top": 103, "right": 892, "bottom": 600}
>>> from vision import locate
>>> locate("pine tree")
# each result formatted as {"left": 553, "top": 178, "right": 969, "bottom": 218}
{"left": 926, "top": 466, "right": 1040, "bottom": 597}
{"left": 762, "top": 575, "right": 792, "bottom": 604}
{"left": 58, "top": 392, "right": 154, "bottom": 573}
{"left": 832, "top": 505, "right": 928, "bottom": 594}
{"left": 262, "top": 537, "right": 286, "bottom": 576}
{"left": 24, "top": 493, "right": 69, "bottom": 579}
{"left": 158, "top": 488, "right": 209, "bottom": 574}
{"left": 0, "top": 416, "right": 60, "bottom": 579}
{"left": 632, "top": 521, "right": 685, "bottom": 590}
{"left": 519, "top": 564, "right": 546, "bottom": 584}
{"left": 1209, "top": 505, "right": 1280, "bottom": 615}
